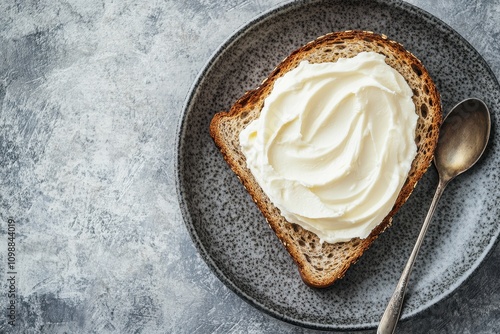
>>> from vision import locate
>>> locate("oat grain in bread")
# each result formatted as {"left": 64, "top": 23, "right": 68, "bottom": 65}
{"left": 210, "top": 31, "right": 442, "bottom": 288}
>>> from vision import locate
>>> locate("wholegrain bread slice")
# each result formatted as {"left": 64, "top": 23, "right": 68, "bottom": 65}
{"left": 210, "top": 31, "right": 441, "bottom": 288}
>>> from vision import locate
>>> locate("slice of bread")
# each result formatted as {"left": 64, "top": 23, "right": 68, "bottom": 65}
{"left": 210, "top": 31, "right": 441, "bottom": 288}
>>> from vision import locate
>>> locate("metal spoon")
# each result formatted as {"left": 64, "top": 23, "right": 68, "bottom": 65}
{"left": 377, "top": 98, "right": 491, "bottom": 334}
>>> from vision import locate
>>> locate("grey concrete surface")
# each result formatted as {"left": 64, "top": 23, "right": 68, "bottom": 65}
{"left": 0, "top": 0, "right": 499, "bottom": 333}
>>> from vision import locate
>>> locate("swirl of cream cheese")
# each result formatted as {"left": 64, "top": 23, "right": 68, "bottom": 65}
{"left": 239, "top": 52, "right": 418, "bottom": 243}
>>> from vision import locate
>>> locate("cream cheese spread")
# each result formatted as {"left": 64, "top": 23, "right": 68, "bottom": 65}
{"left": 239, "top": 52, "right": 419, "bottom": 243}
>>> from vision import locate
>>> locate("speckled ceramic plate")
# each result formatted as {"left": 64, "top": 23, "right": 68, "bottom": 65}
{"left": 176, "top": 0, "right": 500, "bottom": 330}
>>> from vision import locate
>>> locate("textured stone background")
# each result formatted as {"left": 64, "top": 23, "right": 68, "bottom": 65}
{"left": 0, "top": 0, "right": 499, "bottom": 333}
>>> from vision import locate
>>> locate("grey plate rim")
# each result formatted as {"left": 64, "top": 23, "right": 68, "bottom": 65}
{"left": 175, "top": 0, "right": 500, "bottom": 330}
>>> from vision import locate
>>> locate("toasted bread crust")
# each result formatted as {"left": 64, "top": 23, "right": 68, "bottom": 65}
{"left": 210, "top": 31, "right": 441, "bottom": 287}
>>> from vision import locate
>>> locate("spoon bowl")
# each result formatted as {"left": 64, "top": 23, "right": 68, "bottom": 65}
{"left": 435, "top": 99, "right": 491, "bottom": 181}
{"left": 378, "top": 98, "right": 491, "bottom": 334}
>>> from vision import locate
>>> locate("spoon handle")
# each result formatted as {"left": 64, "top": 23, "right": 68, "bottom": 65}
{"left": 377, "top": 178, "right": 449, "bottom": 334}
